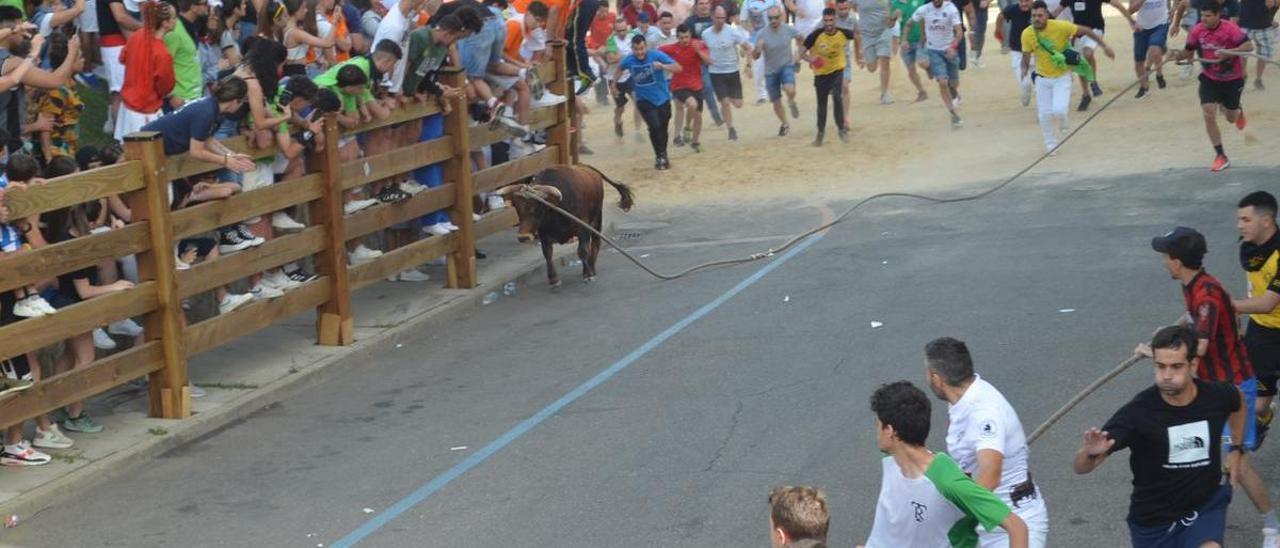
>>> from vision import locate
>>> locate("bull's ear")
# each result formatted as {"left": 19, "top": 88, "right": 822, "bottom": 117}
{"left": 532, "top": 185, "right": 563, "bottom": 203}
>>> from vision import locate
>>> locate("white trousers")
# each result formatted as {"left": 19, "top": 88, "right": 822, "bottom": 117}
{"left": 978, "top": 499, "right": 1049, "bottom": 548}
{"left": 1010, "top": 51, "right": 1033, "bottom": 89}
{"left": 114, "top": 103, "right": 160, "bottom": 141}
{"left": 1035, "top": 73, "right": 1072, "bottom": 151}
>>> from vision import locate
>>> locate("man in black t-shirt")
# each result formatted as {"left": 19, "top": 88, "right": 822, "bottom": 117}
{"left": 1060, "top": 0, "right": 1134, "bottom": 110}
{"left": 995, "top": 0, "right": 1034, "bottom": 105}
{"left": 1073, "top": 325, "right": 1247, "bottom": 548}
{"left": 1234, "top": 0, "right": 1277, "bottom": 89}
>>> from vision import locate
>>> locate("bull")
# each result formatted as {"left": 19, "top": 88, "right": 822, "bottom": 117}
{"left": 495, "top": 165, "right": 635, "bottom": 287}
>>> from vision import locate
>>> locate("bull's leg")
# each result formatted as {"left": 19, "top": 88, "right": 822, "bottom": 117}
{"left": 542, "top": 239, "right": 560, "bottom": 288}
{"left": 578, "top": 227, "right": 593, "bottom": 282}
{"left": 588, "top": 225, "right": 602, "bottom": 280}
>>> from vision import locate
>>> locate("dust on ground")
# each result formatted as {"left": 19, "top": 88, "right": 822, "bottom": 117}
{"left": 575, "top": 13, "right": 1279, "bottom": 207}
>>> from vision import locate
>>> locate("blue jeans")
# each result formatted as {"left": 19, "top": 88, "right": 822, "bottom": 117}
{"left": 413, "top": 114, "right": 449, "bottom": 227}
{"left": 700, "top": 70, "right": 722, "bottom": 122}
{"left": 1133, "top": 23, "right": 1170, "bottom": 62}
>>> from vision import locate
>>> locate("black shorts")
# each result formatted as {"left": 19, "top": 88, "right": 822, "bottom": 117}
{"left": 179, "top": 237, "right": 217, "bottom": 258}
{"left": 710, "top": 72, "right": 743, "bottom": 100}
{"left": 1245, "top": 320, "right": 1280, "bottom": 398}
{"left": 1, "top": 352, "right": 31, "bottom": 381}
{"left": 1198, "top": 76, "right": 1244, "bottom": 110}
{"left": 672, "top": 88, "right": 704, "bottom": 111}
{"left": 613, "top": 79, "right": 633, "bottom": 109}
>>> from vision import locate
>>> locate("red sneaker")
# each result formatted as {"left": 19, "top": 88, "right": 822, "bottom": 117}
{"left": 1235, "top": 111, "right": 1247, "bottom": 131}
{"left": 1211, "top": 154, "right": 1231, "bottom": 172}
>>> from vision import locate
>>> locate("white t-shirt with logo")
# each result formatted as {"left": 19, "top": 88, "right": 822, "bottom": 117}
{"left": 911, "top": 1, "right": 961, "bottom": 51}
{"left": 865, "top": 453, "right": 1013, "bottom": 548}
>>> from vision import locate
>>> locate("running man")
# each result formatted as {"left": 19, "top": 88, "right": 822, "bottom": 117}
{"left": 1236, "top": 0, "right": 1275, "bottom": 89}
{"left": 754, "top": 5, "right": 803, "bottom": 136}
{"left": 834, "top": 0, "right": 870, "bottom": 123}
{"left": 855, "top": 0, "right": 897, "bottom": 104}
{"left": 801, "top": 8, "right": 855, "bottom": 145}
{"left": 925, "top": 338, "right": 1050, "bottom": 547}
{"left": 1020, "top": 0, "right": 1113, "bottom": 152}
{"left": 702, "top": 4, "right": 753, "bottom": 140}
{"left": 1129, "top": 0, "right": 1171, "bottom": 98}
{"left": 1233, "top": 191, "right": 1280, "bottom": 452}
{"left": 1166, "top": 2, "right": 1251, "bottom": 172}
{"left": 906, "top": 0, "right": 965, "bottom": 128}
{"left": 659, "top": 23, "right": 711, "bottom": 151}
{"left": 860, "top": 381, "right": 1030, "bottom": 548}
{"left": 1074, "top": 325, "right": 1247, "bottom": 548}
{"left": 1061, "top": 0, "right": 1134, "bottom": 110}
{"left": 995, "top": 0, "right": 1035, "bottom": 105}
{"left": 684, "top": 0, "right": 724, "bottom": 126}
{"left": 1147, "top": 226, "right": 1280, "bottom": 545}
{"left": 741, "top": 0, "right": 783, "bottom": 103}
{"left": 619, "top": 34, "right": 682, "bottom": 169}
{"left": 889, "top": 0, "right": 930, "bottom": 103}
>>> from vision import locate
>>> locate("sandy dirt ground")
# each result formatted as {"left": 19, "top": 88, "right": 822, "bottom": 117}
{"left": 573, "top": 12, "right": 1279, "bottom": 206}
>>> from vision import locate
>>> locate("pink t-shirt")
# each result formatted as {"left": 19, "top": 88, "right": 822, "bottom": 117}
{"left": 1186, "top": 19, "right": 1248, "bottom": 82}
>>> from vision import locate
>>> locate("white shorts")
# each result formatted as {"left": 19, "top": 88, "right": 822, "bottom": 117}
{"left": 114, "top": 103, "right": 160, "bottom": 141}
{"left": 78, "top": 0, "right": 99, "bottom": 33}
{"left": 1073, "top": 28, "right": 1101, "bottom": 51}
{"left": 485, "top": 72, "right": 520, "bottom": 93}
{"left": 101, "top": 45, "right": 124, "bottom": 92}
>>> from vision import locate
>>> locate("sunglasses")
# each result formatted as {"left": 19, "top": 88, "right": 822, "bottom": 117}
{"left": 768, "top": 15, "right": 781, "bottom": 20}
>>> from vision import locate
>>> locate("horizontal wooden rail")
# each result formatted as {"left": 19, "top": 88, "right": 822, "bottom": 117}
{"left": 0, "top": 223, "right": 151, "bottom": 295}
{"left": 176, "top": 228, "right": 327, "bottom": 299}
{"left": 184, "top": 279, "right": 329, "bottom": 356}
{"left": 472, "top": 146, "right": 559, "bottom": 194}
{"left": 339, "top": 100, "right": 443, "bottom": 137}
{"left": 348, "top": 233, "right": 458, "bottom": 291}
{"left": 165, "top": 137, "right": 280, "bottom": 180}
{"left": 2, "top": 162, "right": 145, "bottom": 220}
{"left": 342, "top": 184, "right": 456, "bottom": 240}
{"left": 473, "top": 208, "right": 519, "bottom": 240}
{"left": 338, "top": 136, "right": 454, "bottom": 191}
{"left": 170, "top": 173, "right": 326, "bottom": 239}
{"left": 0, "top": 342, "right": 165, "bottom": 427}
{"left": 469, "top": 106, "right": 560, "bottom": 150}
{"left": 0, "top": 282, "right": 158, "bottom": 360}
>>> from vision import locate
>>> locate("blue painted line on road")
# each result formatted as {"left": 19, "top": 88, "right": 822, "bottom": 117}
{"left": 331, "top": 233, "right": 825, "bottom": 548}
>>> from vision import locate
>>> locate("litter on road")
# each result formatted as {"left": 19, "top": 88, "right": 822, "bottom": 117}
{"left": 870, "top": 321, "right": 884, "bottom": 328}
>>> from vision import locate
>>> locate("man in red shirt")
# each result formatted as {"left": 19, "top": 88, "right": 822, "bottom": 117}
{"left": 622, "top": 0, "right": 659, "bottom": 27}
{"left": 659, "top": 23, "right": 710, "bottom": 151}
{"left": 116, "top": 2, "right": 175, "bottom": 141}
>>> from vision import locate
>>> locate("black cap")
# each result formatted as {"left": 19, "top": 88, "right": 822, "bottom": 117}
{"left": 1152, "top": 226, "right": 1207, "bottom": 268}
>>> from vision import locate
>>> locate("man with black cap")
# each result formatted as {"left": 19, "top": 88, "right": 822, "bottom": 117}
{"left": 1147, "top": 226, "right": 1280, "bottom": 546}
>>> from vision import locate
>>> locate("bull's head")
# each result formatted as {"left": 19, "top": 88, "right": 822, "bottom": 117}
{"left": 495, "top": 183, "right": 563, "bottom": 243}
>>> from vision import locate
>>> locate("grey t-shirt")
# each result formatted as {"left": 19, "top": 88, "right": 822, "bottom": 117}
{"left": 854, "top": 0, "right": 894, "bottom": 34}
{"left": 835, "top": 11, "right": 860, "bottom": 32}
{"left": 756, "top": 23, "right": 800, "bottom": 74}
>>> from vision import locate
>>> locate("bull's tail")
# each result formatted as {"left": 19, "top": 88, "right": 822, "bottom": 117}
{"left": 580, "top": 164, "right": 635, "bottom": 212}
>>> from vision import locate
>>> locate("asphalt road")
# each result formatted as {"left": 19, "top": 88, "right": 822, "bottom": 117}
{"left": 5, "top": 168, "right": 1278, "bottom": 547}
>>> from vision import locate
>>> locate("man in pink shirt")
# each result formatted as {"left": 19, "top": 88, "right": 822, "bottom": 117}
{"left": 1169, "top": 2, "right": 1253, "bottom": 173}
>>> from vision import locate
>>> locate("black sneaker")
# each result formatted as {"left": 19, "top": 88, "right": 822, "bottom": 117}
{"left": 614, "top": 121, "right": 624, "bottom": 137}
{"left": 837, "top": 128, "right": 849, "bottom": 143}
{"left": 812, "top": 132, "right": 824, "bottom": 147}
{"left": 378, "top": 185, "right": 412, "bottom": 203}
{"left": 218, "top": 227, "right": 252, "bottom": 253}
{"left": 475, "top": 249, "right": 487, "bottom": 260}
{"left": 1077, "top": 94, "right": 1092, "bottom": 111}
{"left": 236, "top": 225, "right": 263, "bottom": 247}
{"left": 656, "top": 156, "right": 670, "bottom": 170}
{"left": 673, "top": 135, "right": 685, "bottom": 147}
{"left": 286, "top": 269, "right": 318, "bottom": 283}
{"left": 1134, "top": 86, "right": 1149, "bottom": 99}
{"left": 728, "top": 127, "right": 738, "bottom": 141}
{"left": 1156, "top": 73, "right": 1167, "bottom": 89}
{"left": 1090, "top": 81, "right": 1103, "bottom": 97}
{"left": 778, "top": 124, "right": 790, "bottom": 137}
{"left": 654, "top": 157, "right": 664, "bottom": 170}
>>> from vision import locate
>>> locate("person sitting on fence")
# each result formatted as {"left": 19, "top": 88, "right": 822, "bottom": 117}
{"left": 0, "top": 153, "right": 58, "bottom": 318}
{"left": 115, "top": 1, "right": 175, "bottom": 141}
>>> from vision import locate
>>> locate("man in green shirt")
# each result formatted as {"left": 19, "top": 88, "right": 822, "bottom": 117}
{"left": 163, "top": 0, "right": 206, "bottom": 109}
{"left": 890, "top": 0, "right": 930, "bottom": 102}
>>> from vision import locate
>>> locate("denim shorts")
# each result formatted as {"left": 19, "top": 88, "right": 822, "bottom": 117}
{"left": 213, "top": 119, "right": 243, "bottom": 185}
{"left": 901, "top": 42, "right": 923, "bottom": 66}
{"left": 925, "top": 48, "right": 960, "bottom": 82}
{"left": 1133, "top": 23, "right": 1169, "bottom": 62}
{"left": 1223, "top": 377, "right": 1260, "bottom": 451}
{"left": 765, "top": 64, "right": 796, "bottom": 102}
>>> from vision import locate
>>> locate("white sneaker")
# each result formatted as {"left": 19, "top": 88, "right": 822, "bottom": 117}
{"left": 423, "top": 223, "right": 452, "bottom": 236}
{"left": 218, "top": 293, "right": 254, "bottom": 314}
{"left": 250, "top": 282, "right": 284, "bottom": 300}
{"left": 263, "top": 270, "right": 301, "bottom": 291}
{"left": 175, "top": 257, "right": 192, "bottom": 270}
{"left": 401, "top": 181, "right": 429, "bottom": 195}
{"left": 530, "top": 92, "right": 567, "bottom": 107}
{"left": 508, "top": 139, "right": 534, "bottom": 158}
{"left": 1, "top": 441, "right": 50, "bottom": 466}
{"left": 93, "top": 328, "right": 118, "bottom": 350}
{"left": 108, "top": 317, "right": 144, "bottom": 337}
{"left": 343, "top": 198, "right": 379, "bottom": 215}
{"left": 1020, "top": 84, "right": 1031, "bottom": 107}
{"left": 103, "top": 117, "right": 115, "bottom": 135}
{"left": 189, "top": 383, "right": 206, "bottom": 398}
{"left": 348, "top": 244, "right": 382, "bottom": 264}
{"left": 880, "top": 92, "right": 894, "bottom": 105}
{"left": 472, "top": 213, "right": 482, "bottom": 222}
{"left": 33, "top": 296, "right": 58, "bottom": 315}
{"left": 397, "top": 269, "right": 431, "bottom": 282}
{"left": 497, "top": 115, "right": 530, "bottom": 137}
{"left": 271, "top": 212, "right": 305, "bottom": 231}
{"left": 952, "top": 96, "right": 963, "bottom": 108}
{"left": 486, "top": 195, "right": 506, "bottom": 210}
{"left": 33, "top": 424, "right": 74, "bottom": 450}
{"left": 13, "top": 296, "right": 48, "bottom": 318}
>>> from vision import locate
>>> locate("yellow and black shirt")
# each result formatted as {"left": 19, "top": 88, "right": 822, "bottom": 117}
{"left": 803, "top": 27, "right": 855, "bottom": 76}
{"left": 1240, "top": 231, "right": 1280, "bottom": 329}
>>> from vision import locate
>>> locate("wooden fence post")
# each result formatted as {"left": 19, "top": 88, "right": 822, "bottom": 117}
{"left": 546, "top": 40, "right": 573, "bottom": 166}
{"left": 310, "top": 114, "right": 354, "bottom": 345}
{"left": 441, "top": 68, "right": 477, "bottom": 289}
{"left": 123, "top": 132, "right": 190, "bottom": 419}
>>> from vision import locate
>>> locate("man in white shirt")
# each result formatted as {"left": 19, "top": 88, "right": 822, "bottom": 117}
{"left": 1128, "top": 0, "right": 1170, "bottom": 97}
{"left": 702, "top": 5, "right": 753, "bottom": 140}
{"left": 925, "top": 337, "right": 1050, "bottom": 548}
{"left": 905, "top": 0, "right": 964, "bottom": 128}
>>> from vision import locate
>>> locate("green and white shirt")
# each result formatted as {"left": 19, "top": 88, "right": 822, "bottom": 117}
{"left": 865, "top": 453, "right": 1012, "bottom": 548}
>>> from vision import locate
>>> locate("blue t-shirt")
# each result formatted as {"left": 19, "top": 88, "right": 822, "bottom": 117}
{"left": 620, "top": 51, "right": 676, "bottom": 106}
{"left": 141, "top": 96, "right": 222, "bottom": 156}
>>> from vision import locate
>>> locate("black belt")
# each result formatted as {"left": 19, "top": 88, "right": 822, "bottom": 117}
{"left": 1010, "top": 472, "right": 1038, "bottom": 508}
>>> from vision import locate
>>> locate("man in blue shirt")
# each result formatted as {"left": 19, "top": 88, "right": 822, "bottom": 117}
{"left": 619, "top": 34, "right": 681, "bottom": 170}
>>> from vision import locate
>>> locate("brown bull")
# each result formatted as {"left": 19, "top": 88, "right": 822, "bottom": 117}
{"left": 496, "top": 165, "right": 635, "bottom": 287}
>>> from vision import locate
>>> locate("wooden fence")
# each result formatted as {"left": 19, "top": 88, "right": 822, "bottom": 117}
{"left": 0, "top": 43, "right": 576, "bottom": 424}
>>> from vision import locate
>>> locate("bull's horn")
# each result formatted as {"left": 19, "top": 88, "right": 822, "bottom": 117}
{"left": 494, "top": 184, "right": 526, "bottom": 196}
{"left": 530, "top": 185, "right": 563, "bottom": 203}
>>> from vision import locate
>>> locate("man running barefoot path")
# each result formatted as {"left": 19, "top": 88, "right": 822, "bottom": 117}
{"left": 619, "top": 34, "right": 682, "bottom": 169}
{"left": 906, "top": 0, "right": 965, "bottom": 128}
{"left": 1020, "top": 1, "right": 1114, "bottom": 152}
{"left": 702, "top": 5, "right": 753, "bottom": 141}
{"left": 855, "top": 0, "right": 897, "bottom": 104}
{"left": 1167, "top": 2, "right": 1251, "bottom": 172}
{"left": 801, "top": 7, "right": 855, "bottom": 145}
{"left": 754, "top": 5, "right": 803, "bottom": 136}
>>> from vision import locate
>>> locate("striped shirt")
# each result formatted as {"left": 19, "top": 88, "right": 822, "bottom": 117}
{"left": 1183, "top": 270, "right": 1256, "bottom": 385}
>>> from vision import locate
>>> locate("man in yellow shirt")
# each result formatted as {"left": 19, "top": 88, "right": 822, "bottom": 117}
{"left": 1019, "top": 0, "right": 1112, "bottom": 153}
{"left": 800, "top": 7, "right": 856, "bottom": 146}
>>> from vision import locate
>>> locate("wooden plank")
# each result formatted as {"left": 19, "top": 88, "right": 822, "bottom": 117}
{"left": 308, "top": 114, "right": 354, "bottom": 346}
{"left": 534, "top": 61, "right": 558, "bottom": 87}
{"left": 471, "top": 146, "right": 559, "bottom": 194}
{"left": 2, "top": 162, "right": 145, "bottom": 220}
{"left": 545, "top": 42, "right": 573, "bottom": 166}
{"left": 342, "top": 184, "right": 456, "bottom": 240}
{"left": 338, "top": 136, "right": 454, "bottom": 191}
{"left": 473, "top": 207, "right": 519, "bottom": 240}
{"left": 164, "top": 136, "right": 279, "bottom": 180}
{"left": 175, "top": 228, "right": 327, "bottom": 298}
{"left": 0, "top": 223, "right": 150, "bottom": 295}
{"left": 0, "top": 282, "right": 158, "bottom": 360}
{"left": 170, "top": 173, "right": 325, "bottom": 239}
{"left": 468, "top": 106, "right": 560, "bottom": 149}
{"left": 437, "top": 69, "right": 477, "bottom": 289}
{"left": 184, "top": 279, "right": 329, "bottom": 356}
{"left": 0, "top": 342, "right": 165, "bottom": 427}
{"left": 348, "top": 233, "right": 458, "bottom": 291}
{"left": 339, "top": 100, "right": 442, "bottom": 137}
